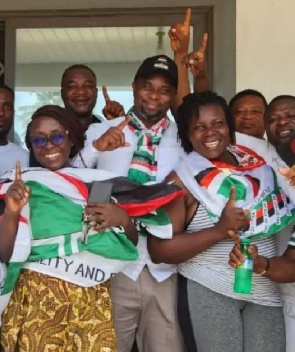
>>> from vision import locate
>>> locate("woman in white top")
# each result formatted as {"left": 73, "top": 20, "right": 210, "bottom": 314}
{"left": 147, "top": 92, "right": 294, "bottom": 352}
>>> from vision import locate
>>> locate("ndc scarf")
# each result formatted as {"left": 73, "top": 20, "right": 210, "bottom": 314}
{"left": 174, "top": 145, "right": 295, "bottom": 240}
{"left": 0, "top": 168, "right": 183, "bottom": 316}
{"left": 127, "top": 107, "right": 170, "bottom": 184}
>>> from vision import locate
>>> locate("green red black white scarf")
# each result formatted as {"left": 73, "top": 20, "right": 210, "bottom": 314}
{"left": 127, "top": 107, "right": 170, "bottom": 184}
{"left": 174, "top": 145, "right": 295, "bottom": 239}
{"left": 0, "top": 167, "right": 182, "bottom": 317}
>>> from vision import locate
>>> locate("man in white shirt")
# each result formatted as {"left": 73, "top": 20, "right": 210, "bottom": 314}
{"left": 236, "top": 95, "right": 295, "bottom": 205}
{"left": 236, "top": 95, "right": 295, "bottom": 352}
{"left": 72, "top": 55, "right": 184, "bottom": 352}
{"left": 0, "top": 85, "right": 28, "bottom": 176}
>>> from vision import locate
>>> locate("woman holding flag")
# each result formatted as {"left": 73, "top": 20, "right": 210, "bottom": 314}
{"left": 0, "top": 105, "right": 181, "bottom": 351}
{"left": 147, "top": 91, "right": 294, "bottom": 352}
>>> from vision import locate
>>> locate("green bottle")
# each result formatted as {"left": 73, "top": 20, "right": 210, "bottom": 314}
{"left": 233, "top": 238, "right": 253, "bottom": 294}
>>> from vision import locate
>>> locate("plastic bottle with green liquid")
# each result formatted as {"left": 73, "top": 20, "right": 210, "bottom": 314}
{"left": 233, "top": 238, "right": 253, "bottom": 294}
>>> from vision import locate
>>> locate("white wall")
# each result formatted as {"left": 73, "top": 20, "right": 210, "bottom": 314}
{"left": 16, "top": 63, "right": 138, "bottom": 89}
{"left": 236, "top": 0, "right": 295, "bottom": 102}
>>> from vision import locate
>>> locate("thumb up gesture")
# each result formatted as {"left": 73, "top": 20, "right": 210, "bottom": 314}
{"left": 216, "top": 187, "right": 249, "bottom": 241}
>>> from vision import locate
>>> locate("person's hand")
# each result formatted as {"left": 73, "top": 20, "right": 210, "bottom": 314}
{"left": 5, "top": 161, "right": 30, "bottom": 215}
{"left": 168, "top": 8, "right": 191, "bottom": 54}
{"left": 84, "top": 203, "right": 130, "bottom": 231}
{"left": 92, "top": 117, "right": 131, "bottom": 152}
{"left": 229, "top": 241, "right": 259, "bottom": 268}
{"left": 279, "top": 166, "right": 295, "bottom": 187}
{"left": 182, "top": 33, "right": 208, "bottom": 78}
{"left": 101, "top": 85, "right": 125, "bottom": 120}
{"left": 216, "top": 187, "right": 249, "bottom": 240}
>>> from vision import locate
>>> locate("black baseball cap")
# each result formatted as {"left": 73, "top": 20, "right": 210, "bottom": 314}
{"left": 134, "top": 55, "right": 178, "bottom": 90}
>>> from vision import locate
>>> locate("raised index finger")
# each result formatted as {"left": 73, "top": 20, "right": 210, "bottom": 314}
{"left": 183, "top": 8, "right": 192, "bottom": 28}
{"left": 199, "top": 33, "right": 208, "bottom": 54}
{"left": 102, "top": 85, "right": 110, "bottom": 103}
{"left": 117, "top": 116, "right": 131, "bottom": 131}
{"left": 15, "top": 160, "right": 22, "bottom": 181}
{"left": 228, "top": 186, "right": 236, "bottom": 206}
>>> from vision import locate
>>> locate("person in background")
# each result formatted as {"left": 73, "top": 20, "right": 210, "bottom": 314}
{"left": 0, "top": 84, "right": 29, "bottom": 176}
{"left": 148, "top": 91, "right": 289, "bottom": 352}
{"left": 29, "top": 65, "right": 124, "bottom": 167}
{"left": 61, "top": 64, "right": 101, "bottom": 128}
{"left": 229, "top": 89, "right": 267, "bottom": 139}
{"left": 61, "top": 64, "right": 124, "bottom": 128}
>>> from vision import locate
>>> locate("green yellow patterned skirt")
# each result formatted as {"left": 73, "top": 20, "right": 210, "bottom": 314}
{"left": 1, "top": 269, "right": 118, "bottom": 352}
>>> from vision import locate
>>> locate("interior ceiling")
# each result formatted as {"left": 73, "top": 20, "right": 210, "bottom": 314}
{"left": 16, "top": 27, "right": 194, "bottom": 64}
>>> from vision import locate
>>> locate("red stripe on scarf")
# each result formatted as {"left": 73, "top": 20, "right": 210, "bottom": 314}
{"left": 200, "top": 169, "right": 220, "bottom": 189}
{"left": 256, "top": 207, "right": 263, "bottom": 220}
{"left": 133, "top": 161, "right": 157, "bottom": 171}
{"left": 255, "top": 202, "right": 275, "bottom": 219}
{"left": 0, "top": 184, "right": 5, "bottom": 199}
{"left": 55, "top": 172, "right": 89, "bottom": 200}
{"left": 117, "top": 189, "right": 184, "bottom": 217}
{"left": 213, "top": 144, "right": 266, "bottom": 171}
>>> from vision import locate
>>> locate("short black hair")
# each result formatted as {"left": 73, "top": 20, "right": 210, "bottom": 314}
{"left": 229, "top": 89, "right": 267, "bottom": 111}
{"left": 265, "top": 95, "right": 295, "bottom": 118}
{"left": 176, "top": 91, "right": 235, "bottom": 154}
{"left": 0, "top": 84, "right": 15, "bottom": 99}
{"left": 25, "top": 105, "right": 85, "bottom": 159}
{"left": 61, "top": 64, "right": 97, "bottom": 87}
{"left": 268, "top": 94, "right": 295, "bottom": 106}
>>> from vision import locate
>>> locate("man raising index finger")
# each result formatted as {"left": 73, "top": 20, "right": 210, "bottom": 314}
{"left": 71, "top": 55, "right": 184, "bottom": 352}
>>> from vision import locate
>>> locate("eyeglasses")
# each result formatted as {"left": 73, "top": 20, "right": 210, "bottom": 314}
{"left": 30, "top": 131, "right": 69, "bottom": 148}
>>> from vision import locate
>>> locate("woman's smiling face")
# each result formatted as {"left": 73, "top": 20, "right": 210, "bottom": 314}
{"left": 29, "top": 115, "right": 72, "bottom": 171}
{"left": 188, "top": 104, "right": 231, "bottom": 162}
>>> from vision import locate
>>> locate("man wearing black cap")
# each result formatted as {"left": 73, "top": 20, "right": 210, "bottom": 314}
{"left": 71, "top": 55, "right": 184, "bottom": 352}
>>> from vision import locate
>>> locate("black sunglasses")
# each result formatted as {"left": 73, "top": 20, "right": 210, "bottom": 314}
{"left": 30, "top": 131, "right": 69, "bottom": 148}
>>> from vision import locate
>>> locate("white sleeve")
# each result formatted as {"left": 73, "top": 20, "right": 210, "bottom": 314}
{"left": 71, "top": 143, "right": 101, "bottom": 168}
{"left": 70, "top": 123, "right": 103, "bottom": 168}
{"left": 71, "top": 118, "right": 126, "bottom": 168}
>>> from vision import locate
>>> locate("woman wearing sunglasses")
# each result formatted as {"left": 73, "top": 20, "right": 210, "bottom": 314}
{"left": 0, "top": 105, "right": 179, "bottom": 351}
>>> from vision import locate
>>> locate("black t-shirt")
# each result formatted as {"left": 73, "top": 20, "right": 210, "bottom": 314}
{"left": 29, "top": 115, "right": 101, "bottom": 167}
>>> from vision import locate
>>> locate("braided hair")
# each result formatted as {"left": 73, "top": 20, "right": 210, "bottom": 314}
{"left": 176, "top": 91, "right": 235, "bottom": 153}
{"left": 25, "top": 105, "right": 86, "bottom": 159}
